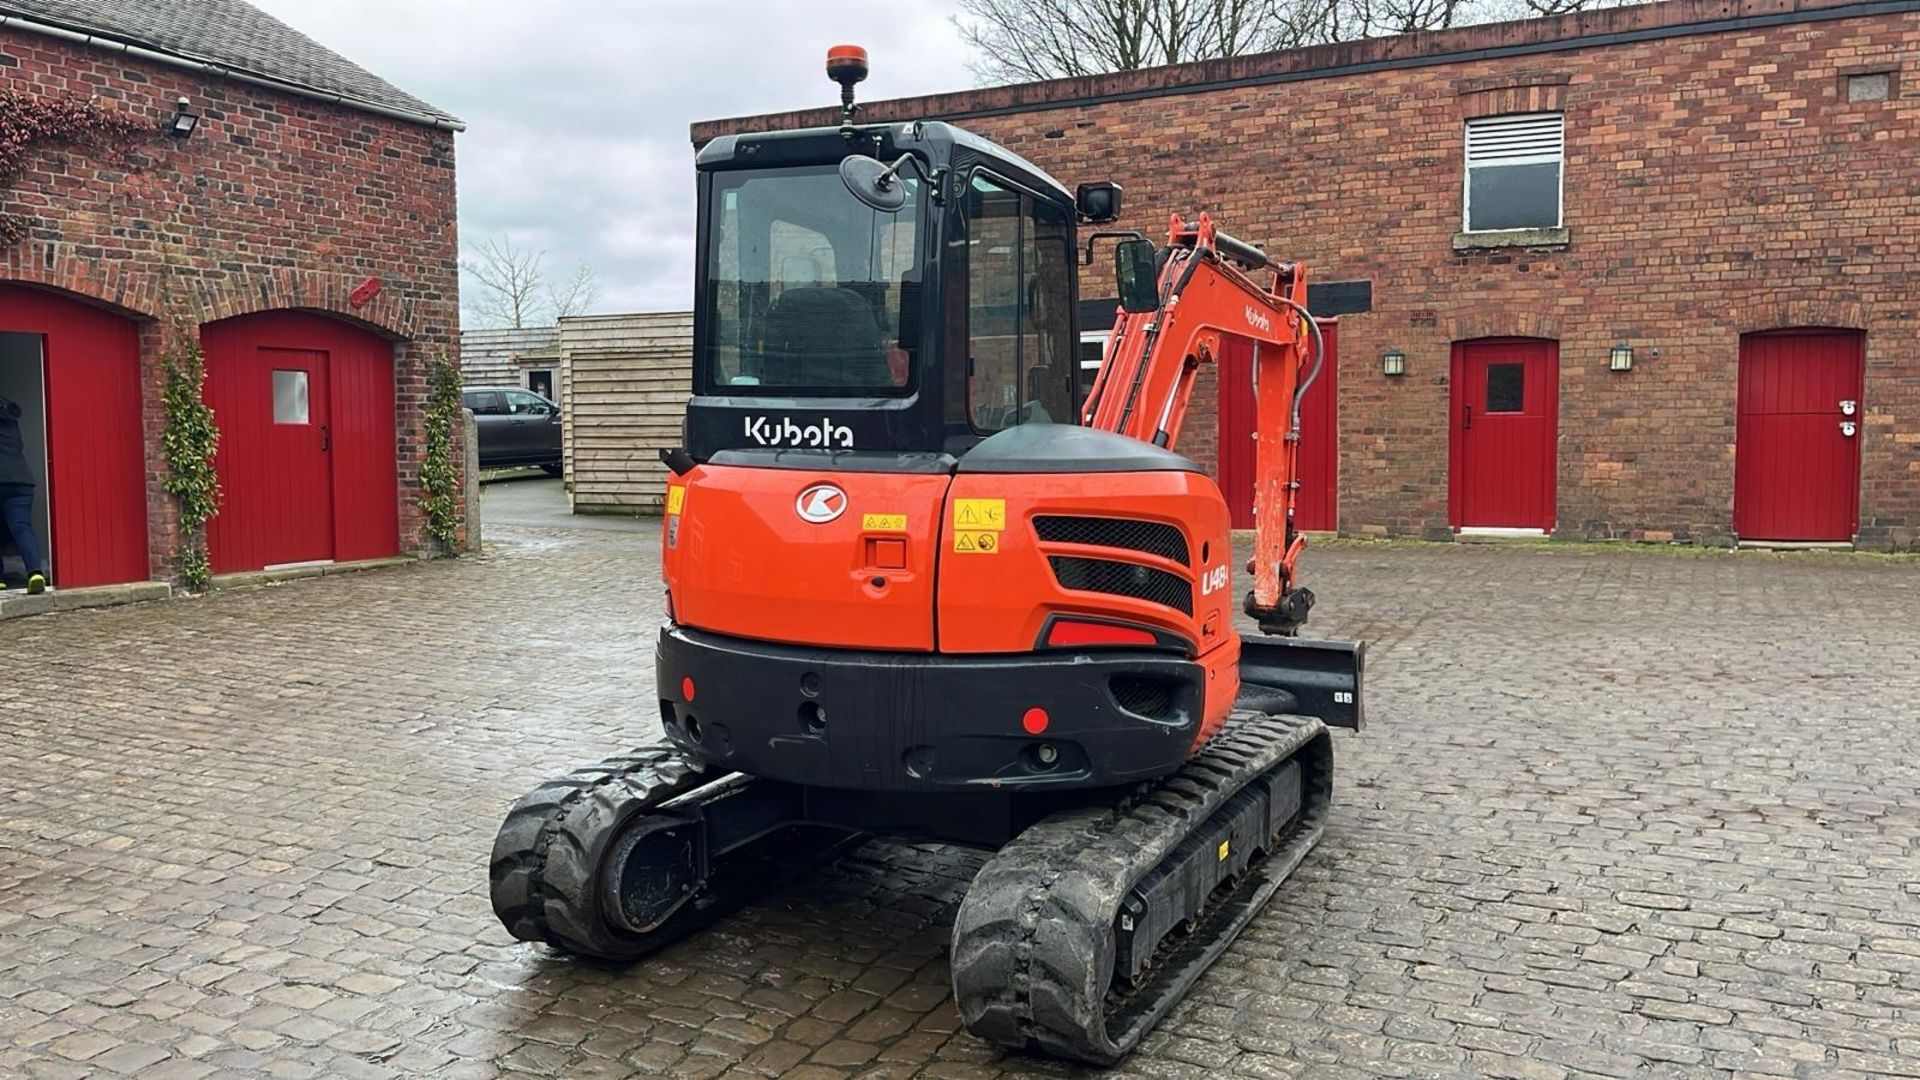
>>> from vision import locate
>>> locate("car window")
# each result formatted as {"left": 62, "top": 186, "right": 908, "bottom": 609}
{"left": 466, "top": 391, "right": 505, "bottom": 416}
{"left": 505, "top": 390, "right": 549, "bottom": 415}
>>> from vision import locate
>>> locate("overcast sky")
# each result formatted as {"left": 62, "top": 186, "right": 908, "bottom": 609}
{"left": 246, "top": 1, "right": 977, "bottom": 325}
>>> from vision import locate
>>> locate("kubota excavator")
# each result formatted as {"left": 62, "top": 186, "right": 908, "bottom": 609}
{"left": 489, "top": 46, "right": 1366, "bottom": 1064}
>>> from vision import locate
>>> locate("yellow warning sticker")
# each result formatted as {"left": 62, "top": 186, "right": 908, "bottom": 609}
{"left": 862, "top": 513, "right": 908, "bottom": 532}
{"left": 953, "top": 530, "right": 1001, "bottom": 554}
{"left": 953, "top": 498, "right": 1007, "bottom": 530}
{"left": 665, "top": 485, "right": 686, "bottom": 515}
{"left": 1217, "top": 839, "right": 1231, "bottom": 862}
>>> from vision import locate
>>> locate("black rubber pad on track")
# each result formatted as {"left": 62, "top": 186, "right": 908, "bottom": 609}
{"left": 949, "top": 713, "right": 1334, "bottom": 1065}
{"left": 489, "top": 748, "right": 858, "bottom": 962}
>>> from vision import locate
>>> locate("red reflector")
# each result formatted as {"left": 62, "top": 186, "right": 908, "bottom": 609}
{"left": 1022, "top": 707, "right": 1049, "bottom": 735}
{"left": 1046, "top": 620, "right": 1158, "bottom": 647}
{"left": 681, "top": 676, "right": 696, "bottom": 701}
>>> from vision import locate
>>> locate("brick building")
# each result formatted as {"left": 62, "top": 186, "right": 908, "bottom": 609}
{"left": 0, "top": 0, "right": 460, "bottom": 592}
{"left": 695, "top": 0, "right": 1918, "bottom": 548}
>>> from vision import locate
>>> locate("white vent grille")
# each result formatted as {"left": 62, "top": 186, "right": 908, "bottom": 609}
{"left": 1465, "top": 113, "right": 1564, "bottom": 165}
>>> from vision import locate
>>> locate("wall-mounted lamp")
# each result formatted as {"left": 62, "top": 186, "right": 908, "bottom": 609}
{"left": 1381, "top": 347, "right": 1407, "bottom": 377}
{"left": 169, "top": 96, "right": 200, "bottom": 139}
{"left": 1609, "top": 342, "right": 1634, "bottom": 371}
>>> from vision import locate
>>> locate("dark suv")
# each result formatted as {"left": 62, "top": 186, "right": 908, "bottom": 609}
{"left": 464, "top": 386, "right": 562, "bottom": 475}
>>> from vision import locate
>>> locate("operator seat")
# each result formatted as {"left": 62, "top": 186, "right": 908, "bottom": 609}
{"left": 762, "top": 287, "right": 889, "bottom": 389}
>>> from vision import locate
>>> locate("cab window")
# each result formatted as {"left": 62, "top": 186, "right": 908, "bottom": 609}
{"left": 704, "top": 165, "right": 921, "bottom": 393}
{"left": 965, "top": 175, "right": 1074, "bottom": 433}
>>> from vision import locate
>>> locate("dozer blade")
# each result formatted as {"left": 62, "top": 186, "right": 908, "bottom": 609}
{"left": 949, "top": 713, "right": 1334, "bottom": 1064}
{"left": 1240, "top": 635, "right": 1365, "bottom": 729}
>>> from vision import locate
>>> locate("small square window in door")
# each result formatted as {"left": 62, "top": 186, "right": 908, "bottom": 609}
{"left": 272, "top": 370, "right": 310, "bottom": 424}
{"left": 1486, "top": 362, "right": 1525, "bottom": 413}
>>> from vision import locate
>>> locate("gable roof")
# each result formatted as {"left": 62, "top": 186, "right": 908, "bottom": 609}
{"left": 0, "top": 0, "right": 461, "bottom": 130}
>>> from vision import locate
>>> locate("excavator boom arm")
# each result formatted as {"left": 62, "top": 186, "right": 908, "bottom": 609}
{"left": 1082, "top": 213, "right": 1322, "bottom": 634}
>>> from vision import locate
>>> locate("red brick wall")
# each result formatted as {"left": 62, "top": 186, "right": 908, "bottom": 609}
{"left": 0, "top": 28, "right": 461, "bottom": 580}
{"left": 697, "top": 0, "right": 1920, "bottom": 548}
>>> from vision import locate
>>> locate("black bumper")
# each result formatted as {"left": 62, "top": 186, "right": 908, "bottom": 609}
{"left": 656, "top": 627, "right": 1203, "bottom": 793}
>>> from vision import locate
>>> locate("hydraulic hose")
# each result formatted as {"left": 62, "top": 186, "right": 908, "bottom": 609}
{"left": 1274, "top": 297, "right": 1325, "bottom": 438}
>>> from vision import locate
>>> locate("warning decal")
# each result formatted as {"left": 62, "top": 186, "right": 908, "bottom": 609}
{"left": 953, "top": 498, "right": 1006, "bottom": 530}
{"left": 953, "top": 530, "right": 999, "bottom": 554}
{"left": 862, "top": 513, "right": 908, "bottom": 531}
{"left": 665, "top": 486, "right": 686, "bottom": 515}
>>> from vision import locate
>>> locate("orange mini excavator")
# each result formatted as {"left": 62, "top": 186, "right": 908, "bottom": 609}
{"left": 490, "top": 46, "right": 1365, "bottom": 1064}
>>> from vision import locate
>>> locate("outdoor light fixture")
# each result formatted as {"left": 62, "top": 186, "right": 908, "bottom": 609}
{"left": 1609, "top": 342, "right": 1634, "bottom": 371}
{"left": 169, "top": 97, "right": 199, "bottom": 139}
{"left": 1381, "top": 348, "right": 1407, "bottom": 377}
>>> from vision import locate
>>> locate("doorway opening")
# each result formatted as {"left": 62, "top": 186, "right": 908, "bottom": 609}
{"left": 0, "top": 331, "right": 51, "bottom": 587}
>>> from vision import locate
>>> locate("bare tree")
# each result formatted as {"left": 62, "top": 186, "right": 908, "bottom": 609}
{"left": 956, "top": 0, "right": 1308, "bottom": 82}
{"left": 958, "top": 0, "right": 1632, "bottom": 83}
{"left": 547, "top": 262, "right": 602, "bottom": 320}
{"left": 462, "top": 235, "right": 547, "bottom": 329}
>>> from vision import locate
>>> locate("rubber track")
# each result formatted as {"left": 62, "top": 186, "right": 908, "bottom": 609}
{"left": 488, "top": 746, "right": 719, "bottom": 960}
{"left": 950, "top": 712, "right": 1333, "bottom": 1064}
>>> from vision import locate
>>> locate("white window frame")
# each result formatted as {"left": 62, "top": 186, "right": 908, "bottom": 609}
{"left": 1463, "top": 112, "right": 1565, "bottom": 233}
{"left": 1078, "top": 330, "right": 1110, "bottom": 376}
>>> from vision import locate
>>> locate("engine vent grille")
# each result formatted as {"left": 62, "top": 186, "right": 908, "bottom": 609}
{"left": 1033, "top": 516, "right": 1190, "bottom": 565}
{"left": 1048, "top": 556, "right": 1194, "bottom": 616}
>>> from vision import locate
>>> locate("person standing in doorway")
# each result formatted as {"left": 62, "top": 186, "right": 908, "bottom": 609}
{"left": 0, "top": 394, "right": 47, "bottom": 594}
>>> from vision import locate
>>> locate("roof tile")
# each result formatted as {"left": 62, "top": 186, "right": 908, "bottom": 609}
{"left": 0, "top": 0, "right": 459, "bottom": 128}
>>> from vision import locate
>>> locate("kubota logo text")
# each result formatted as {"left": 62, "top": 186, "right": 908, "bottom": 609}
{"left": 744, "top": 415, "right": 854, "bottom": 448}
{"left": 1244, "top": 305, "right": 1272, "bottom": 333}
{"left": 795, "top": 483, "right": 848, "bottom": 524}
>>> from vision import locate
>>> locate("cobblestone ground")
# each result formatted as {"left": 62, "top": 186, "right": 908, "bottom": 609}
{"left": 5, "top": 485, "right": 1920, "bottom": 1079}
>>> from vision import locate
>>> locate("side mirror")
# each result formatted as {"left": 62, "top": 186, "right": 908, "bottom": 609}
{"left": 839, "top": 154, "right": 909, "bottom": 213}
{"left": 1075, "top": 181, "right": 1122, "bottom": 223}
{"left": 1115, "top": 238, "right": 1159, "bottom": 314}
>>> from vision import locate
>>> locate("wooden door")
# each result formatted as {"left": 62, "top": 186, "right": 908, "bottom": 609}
{"left": 0, "top": 285, "right": 147, "bottom": 587}
{"left": 205, "top": 341, "right": 334, "bottom": 571}
{"left": 204, "top": 312, "right": 397, "bottom": 573}
{"left": 1734, "top": 329, "right": 1864, "bottom": 542}
{"left": 1450, "top": 338, "right": 1558, "bottom": 531}
{"left": 1218, "top": 321, "right": 1338, "bottom": 531}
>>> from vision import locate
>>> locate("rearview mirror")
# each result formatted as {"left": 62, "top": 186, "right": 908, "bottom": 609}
{"left": 839, "top": 154, "right": 909, "bottom": 213}
{"left": 1115, "top": 238, "right": 1159, "bottom": 314}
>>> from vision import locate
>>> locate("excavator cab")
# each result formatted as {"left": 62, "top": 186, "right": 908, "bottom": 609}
{"left": 688, "top": 120, "right": 1084, "bottom": 462}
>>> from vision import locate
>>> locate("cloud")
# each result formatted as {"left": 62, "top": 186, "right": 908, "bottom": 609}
{"left": 247, "top": 0, "right": 976, "bottom": 324}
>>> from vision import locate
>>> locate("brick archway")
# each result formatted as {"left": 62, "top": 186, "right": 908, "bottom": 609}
{"left": 0, "top": 241, "right": 419, "bottom": 340}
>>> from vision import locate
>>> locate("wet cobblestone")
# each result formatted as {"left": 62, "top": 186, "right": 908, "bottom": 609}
{"left": 5, "top": 508, "right": 1919, "bottom": 1078}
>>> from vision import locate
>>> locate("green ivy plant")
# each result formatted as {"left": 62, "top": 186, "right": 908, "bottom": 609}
{"left": 419, "top": 353, "right": 463, "bottom": 549}
{"left": 159, "top": 325, "right": 221, "bottom": 591}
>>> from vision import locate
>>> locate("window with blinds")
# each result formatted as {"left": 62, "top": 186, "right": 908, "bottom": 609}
{"left": 1463, "top": 113, "right": 1564, "bottom": 232}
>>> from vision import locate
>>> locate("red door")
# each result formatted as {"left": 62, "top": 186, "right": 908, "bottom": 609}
{"left": 0, "top": 285, "right": 147, "bottom": 587}
{"left": 1734, "top": 329, "right": 1864, "bottom": 542}
{"left": 1219, "top": 321, "right": 1338, "bottom": 531}
{"left": 202, "top": 312, "right": 397, "bottom": 573}
{"left": 1450, "top": 338, "right": 1558, "bottom": 531}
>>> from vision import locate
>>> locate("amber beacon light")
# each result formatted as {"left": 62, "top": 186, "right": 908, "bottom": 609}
{"left": 828, "top": 45, "right": 869, "bottom": 130}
